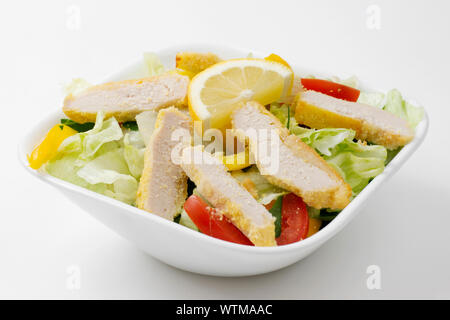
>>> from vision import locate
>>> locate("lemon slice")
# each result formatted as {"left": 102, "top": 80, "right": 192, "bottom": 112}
{"left": 188, "top": 58, "right": 293, "bottom": 130}
{"left": 265, "top": 53, "right": 292, "bottom": 70}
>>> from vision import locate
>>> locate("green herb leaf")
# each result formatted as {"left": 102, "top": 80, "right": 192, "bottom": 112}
{"left": 60, "top": 119, "right": 95, "bottom": 132}
{"left": 269, "top": 196, "right": 283, "bottom": 237}
{"left": 286, "top": 105, "right": 291, "bottom": 129}
{"left": 318, "top": 209, "right": 339, "bottom": 221}
{"left": 173, "top": 214, "right": 181, "bottom": 223}
{"left": 122, "top": 121, "right": 139, "bottom": 131}
{"left": 307, "top": 206, "right": 339, "bottom": 221}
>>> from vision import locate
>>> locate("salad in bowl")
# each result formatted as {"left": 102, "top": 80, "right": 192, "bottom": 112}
{"left": 26, "top": 50, "right": 424, "bottom": 248}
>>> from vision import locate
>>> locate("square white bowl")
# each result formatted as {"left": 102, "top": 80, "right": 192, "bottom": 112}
{"left": 18, "top": 44, "right": 429, "bottom": 276}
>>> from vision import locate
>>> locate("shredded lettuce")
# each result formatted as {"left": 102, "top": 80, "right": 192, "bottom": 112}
{"left": 231, "top": 166, "right": 288, "bottom": 205}
{"left": 64, "top": 78, "right": 91, "bottom": 96}
{"left": 45, "top": 112, "right": 145, "bottom": 205}
{"left": 296, "top": 127, "right": 354, "bottom": 156}
{"left": 178, "top": 209, "right": 199, "bottom": 231}
{"left": 269, "top": 103, "right": 305, "bottom": 135}
{"left": 76, "top": 148, "right": 139, "bottom": 204}
{"left": 45, "top": 155, "right": 108, "bottom": 193}
{"left": 143, "top": 52, "right": 165, "bottom": 77}
{"left": 300, "top": 129, "right": 386, "bottom": 196}
{"left": 57, "top": 112, "right": 123, "bottom": 161}
{"left": 295, "top": 127, "right": 387, "bottom": 195}
{"left": 384, "top": 89, "right": 424, "bottom": 128}
{"left": 328, "top": 75, "right": 359, "bottom": 89}
{"left": 358, "top": 91, "right": 385, "bottom": 108}
{"left": 135, "top": 110, "right": 158, "bottom": 146}
{"left": 123, "top": 131, "right": 145, "bottom": 180}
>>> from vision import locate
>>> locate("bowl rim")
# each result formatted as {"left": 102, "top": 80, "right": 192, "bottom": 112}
{"left": 18, "top": 42, "right": 430, "bottom": 254}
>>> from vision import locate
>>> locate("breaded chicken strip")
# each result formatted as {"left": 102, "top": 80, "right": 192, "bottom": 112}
{"left": 232, "top": 102, "right": 351, "bottom": 210}
{"left": 136, "top": 107, "right": 191, "bottom": 220}
{"left": 63, "top": 74, "right": 189, "bottom": 123}
{"left": 176, "top": 52, "right": 221, "bottom": 75}
{"left": 180, "top": 145, "right": 276, "bottom": 247}
{"left": 295, "top": 90, "right": 414, "bottom": 149}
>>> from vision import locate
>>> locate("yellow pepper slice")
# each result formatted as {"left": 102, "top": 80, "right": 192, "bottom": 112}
{"left": 216, "top": 150, "right": 252, "bottom": 171}
{"left": 28, "top": 124, "right": 77, "bottom": 169}
{"left": 306, "top": 217, "right": 322, "bottom": 238}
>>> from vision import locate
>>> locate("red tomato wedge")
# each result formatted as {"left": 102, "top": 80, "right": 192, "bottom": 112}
{"left": 301, "top": 78, "right": 360, "bottom": 102}
{"left": 183, "top": 195, "right": 253, "bottom": 246}
{"left": 276, "top": 193, "right": 310, "bottom": 246}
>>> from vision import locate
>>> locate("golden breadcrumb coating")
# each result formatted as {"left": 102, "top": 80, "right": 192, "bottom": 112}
{"left": 136, "top": 107, "right": 192, "bottom": 220}
{"left": 181, "top": 146, "right": 276, "bottom": 247}
{"left": 175, "top": 52, "right": 221, "bottom": 75}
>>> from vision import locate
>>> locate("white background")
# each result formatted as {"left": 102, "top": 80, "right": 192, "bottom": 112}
{"left": 1, "top": 0, "right": 449, "bottom": 299}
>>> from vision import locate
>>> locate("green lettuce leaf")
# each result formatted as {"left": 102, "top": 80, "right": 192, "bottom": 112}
{"left": 296, "top": 128, "right": 355, "bottom": 156}
{"left": 64, "top": 78, "right": 91, "bottom": 96}
{"left": 135, "top": 110, "right": 158, "bottom": 146}
{"left": 76, "top": 148, "right": 138, "bottom": 204}
{"left": 178, "top": 209, "right": 199, "bottom": 231}
{"left": 143, "top": 52, "right": 165, "bottom": 77}
{"left": 57, "top": 111, "right": 124, "bottom": 160}
{"left": 45, "top": 155, "right": 108, "bottom": 194}
{"left": 123, "top": 131, "right": 145, "bottom": 180}
{"left": 269, "top": 103, "right": 305, "bottom": 135}
{"left": 328, "top": 75, "right": 359, "bottom": 89}
{"left": 384, "top": 89, "right": 424, "bottom": 128}
{"left": 357, "top": 91, "right": 385, "bottom": 108}
{"left": 296, "top": 128, "right": 387, "bottom": 196}
{"left": 45, "top": 112, "right": 143, "bottom": 205}
{"left": 231, "top": 166, "right": 288, "bottom": 205}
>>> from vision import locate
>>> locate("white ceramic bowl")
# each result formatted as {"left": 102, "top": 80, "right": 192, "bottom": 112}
{"left": 18, "top": 44, "right": 429, "bottom": 276}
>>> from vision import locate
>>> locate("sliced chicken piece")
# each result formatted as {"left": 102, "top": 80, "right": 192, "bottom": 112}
{"left": 295, "top": 90, "right": 414, "bottom": 149}
{"left": 180, "top": 145, "right": 276, "bottom": 247}
{"left": 175, "top": 52, "right": 221, "bottom": 75}
{"left": 63, "top": 74, "right": 189, "bottom": 123}
{"left": 232, "top": 102, "right": 351, "bottom": 210}
{"left": 136, "top": 107, "right": 192, "bottom": 220}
